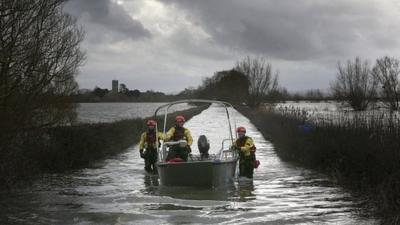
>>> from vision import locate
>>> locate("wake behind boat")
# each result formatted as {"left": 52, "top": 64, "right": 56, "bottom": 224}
{"left": 154, "top": 100, "right": 239, "bottom": 187}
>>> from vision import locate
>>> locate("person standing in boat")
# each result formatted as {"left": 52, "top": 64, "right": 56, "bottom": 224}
{"left": 234, "top": 126, "right": 257, "bottom": 179}
{"left": 165, "top": 115, "right": 193, "bottom": 161}
{"left": 139, "top": 119, "right": 164, "bottom": 173}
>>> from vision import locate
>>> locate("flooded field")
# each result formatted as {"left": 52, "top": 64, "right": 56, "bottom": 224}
{"left": 76, "top": 102, "right": 193, "bottom": 123}
{"left": 275, "top": 101, "right": 400, "bottom": 125}
{"left": 0, "top": 104, "right": 377, "bottom": 224}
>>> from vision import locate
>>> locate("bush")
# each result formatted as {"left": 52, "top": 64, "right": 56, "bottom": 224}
{"left": 331, "top": 57, "right": 377, "bottom": 111}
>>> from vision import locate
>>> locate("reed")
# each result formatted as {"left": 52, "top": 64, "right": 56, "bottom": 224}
{"left": 237, "top": 106, "right": 400, "bottom": 222}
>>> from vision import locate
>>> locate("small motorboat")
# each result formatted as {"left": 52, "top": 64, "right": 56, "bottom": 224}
{"left": 154, "top": 99, "right": 239, "bottom": 187}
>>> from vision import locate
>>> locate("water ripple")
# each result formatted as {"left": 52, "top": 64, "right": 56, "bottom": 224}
{"left": 0, "top": 104, "right": 377, "bottom": 225}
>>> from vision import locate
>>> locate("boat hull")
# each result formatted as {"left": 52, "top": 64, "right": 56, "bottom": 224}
{"left": 157, "top": 160, "right": 237, "bottom": 187}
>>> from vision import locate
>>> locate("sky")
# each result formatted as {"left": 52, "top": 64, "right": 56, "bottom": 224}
{"left": 64, "top": 0, "right": 400, "bottom": 93}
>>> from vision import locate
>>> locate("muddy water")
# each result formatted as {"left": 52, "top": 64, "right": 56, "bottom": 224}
{"left": 0, "top": 105, "right": 376, "bottom": 224}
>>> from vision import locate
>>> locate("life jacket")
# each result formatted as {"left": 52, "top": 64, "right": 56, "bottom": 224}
{"left": 236, "top": 136, "right": 256, "bottom": 152}
{"left": 236, "top": 136, "right": 258, "bottom": 168}
{"left": 146, "top": 130, "right": 157, "bottom": 148}
{"left": 173, "top": 126, "right": 186, "bottom": 141}
{"left": 236, "top": 136, "right": 248, "bottom": 148}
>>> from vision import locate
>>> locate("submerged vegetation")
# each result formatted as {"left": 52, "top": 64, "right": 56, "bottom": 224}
{"left": 237, "top": 106, "right": 400, "bottom": 223}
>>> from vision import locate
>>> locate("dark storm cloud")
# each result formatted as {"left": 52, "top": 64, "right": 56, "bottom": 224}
{"left": 65, "top": 0, "right": 400, "bottom": 92}
{"left": 64, "top": 0, "right": 151, "bottom": 40}
{"left": 160, "top": 0, "right": 400, "bottom": 61}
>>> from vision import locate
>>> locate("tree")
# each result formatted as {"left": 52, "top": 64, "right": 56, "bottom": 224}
{"left": 331, "top": 57, "right": 377, "bottom": 111}
{"left": 371, "top": 56, "right": 400, "bottom": 111}
{"left": 177, "top": 87, "right": 197, "bottom": 98}
{"left": 127, "top": 89, "right": 141, "bottom": 98}
{"left": 197, "top": 69, "right": 250, "bottom": 104}
{"left": 266, "top": 87, "right": 289, "bottom": 102}
{"left": 235, "top": 56, "right": 279, "bottom": 107}
{"left": 93, "top": 87, "right": 109, "bottom": 98}
{"left": 305, "top": 89, "right": 324, "bottom": 100}
{"left": 0, "top": 0, "right": 85, "bottom": 131}
{"left": 119, "top": 83, "right": 128, "bottom": 94}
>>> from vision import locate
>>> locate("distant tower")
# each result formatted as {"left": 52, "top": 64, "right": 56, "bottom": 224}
{"left": 112, "top": 80, "right": 118, "bottom": 93}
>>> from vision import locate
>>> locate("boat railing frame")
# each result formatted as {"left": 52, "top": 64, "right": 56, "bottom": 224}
{"left": 216, "top": 138, "right": 238, "bottom": 161}
{"left": 153, "top": 99, "right": 237, "bottom": 162}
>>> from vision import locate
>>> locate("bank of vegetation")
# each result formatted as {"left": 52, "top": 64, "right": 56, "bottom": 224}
{"left": 225, "top": 56, "right": 400, "bottom": 223}
{"left": 0, "top": 106, "right": 207, "bottom": 188}
{"left": 237, "top": 106, "right": 400, "bottom": 223}
{"left": 195, "top": 54, "right": 400, "bottom": 221}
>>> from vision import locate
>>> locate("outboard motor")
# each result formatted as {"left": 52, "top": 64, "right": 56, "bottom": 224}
{"left": 197, "top": 135, "right": 210, "bottom": 160}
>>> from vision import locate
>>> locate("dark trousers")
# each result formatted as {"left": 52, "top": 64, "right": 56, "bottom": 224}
{"left": 166, "top": 145, "right": 189, "bottom": 161}
{"left": 144, "top": 148, "right": 157, "bottom": 173}
{"left": 239, "top": 156, "right": 254, "bottom": 178}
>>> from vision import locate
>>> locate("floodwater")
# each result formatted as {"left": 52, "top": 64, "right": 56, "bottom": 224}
{"left": 0, "top": 104, "right": 377, "bottom": 224}
{"left": 275, "top": 101, "right": 400, "bottom": 125}
{"left": 76, "top": 102, "right": 193, "bottom": 123}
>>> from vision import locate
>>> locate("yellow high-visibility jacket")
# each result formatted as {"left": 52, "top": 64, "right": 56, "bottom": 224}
{"left": 165, "top": 127, "right": 193, "bottom": 146}
{"left": 234, "top": 136, "right": 255, "bottom": 157}
{"left": 139, "top": 131, "right": 165, "bottom": 150}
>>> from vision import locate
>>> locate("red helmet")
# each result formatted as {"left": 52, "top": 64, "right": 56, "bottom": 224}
{"left": 146, "top": 119, "right": 156, "bottom": 126}
{"left": 175, "top": 115, "right": 185, "bottom": 123}
{"left": 236, "top": 126, "right": 246, "bottom": 133}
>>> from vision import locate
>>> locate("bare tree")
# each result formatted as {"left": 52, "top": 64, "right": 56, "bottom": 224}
{"left": 330, "top": 57, "right": 377, "bottom": 111}
{"left": 197, "top": 70, "right": 249, "bottom": 104}
{"left": 0, "top": 0, "right": 85, "bottom": 131}
{"left": 305, "top": 89, "right": 324, "bottom": 100}
{"left": 371, "top": 56, "right": 400, "bottom": 111}
{"left": 235, "top": 56, "right": 279, "bottom": 107}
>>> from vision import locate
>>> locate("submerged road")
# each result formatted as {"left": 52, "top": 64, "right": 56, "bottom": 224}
{"left": 0, "top": 104, "right": 376, "bottom": 224}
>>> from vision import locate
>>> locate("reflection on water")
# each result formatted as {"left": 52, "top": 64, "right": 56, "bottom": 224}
{"left": 143, "top": 175, "right": 159, "bottom": 195}
{"left": 0, "top": 104, "right": 377, "bottom": 224}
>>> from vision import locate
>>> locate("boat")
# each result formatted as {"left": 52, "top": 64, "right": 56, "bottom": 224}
{"left": 154, "top": 99, "right": 239, "bottom": 187}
